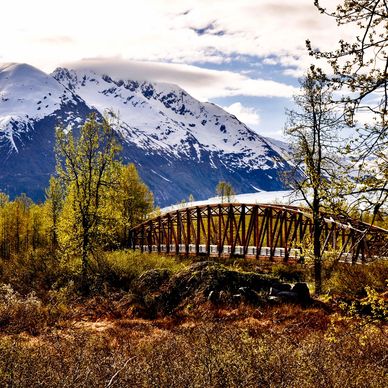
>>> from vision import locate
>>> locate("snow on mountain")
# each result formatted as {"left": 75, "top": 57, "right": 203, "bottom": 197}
{"left": 0, "top": 63, "right": 80, "bottom": 153}
{"left": 52, "top": 67, "right": 284, "bottom": 172}
{"left": 0, "top": 63, "right": 297, "bottom": 206}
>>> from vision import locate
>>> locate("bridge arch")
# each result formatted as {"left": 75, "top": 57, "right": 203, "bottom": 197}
{"left": 129, "top": 203, "right": 388, "bottom": 263}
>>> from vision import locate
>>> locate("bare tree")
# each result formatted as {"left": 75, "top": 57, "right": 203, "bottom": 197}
{"left": 285, "top": 69, "right": 347, "bottom": 294}
{"left": 307, "top": 0, "right": 388, "bottom": 218}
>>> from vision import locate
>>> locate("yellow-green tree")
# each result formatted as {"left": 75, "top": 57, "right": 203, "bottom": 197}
{"left": 116, "top": 163, "right": 154, "bottom": 247}
{"left": 44, "top": 176, "right": 63, "bottom": 252}
{"left": 55, "top": 114, "right": 121, "bottom": 291}
{"left": 216, "top": 181, "right": 235, "bottom": 203}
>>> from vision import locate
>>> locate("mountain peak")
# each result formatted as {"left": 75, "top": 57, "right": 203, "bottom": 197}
{"left": 0, "top": 64, "right": 85, "bottom": 154}
{"left": 1, "top": 62, "right": 294, "bottom": 206}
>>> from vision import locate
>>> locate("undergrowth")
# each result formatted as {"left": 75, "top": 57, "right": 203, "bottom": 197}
{"left": 0, "top": 317, "right": 386, "bottom": 388}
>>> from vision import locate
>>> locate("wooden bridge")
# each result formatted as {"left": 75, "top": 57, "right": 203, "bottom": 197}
{"left": 129, "top": 203, "right": 388, "bottom": 263}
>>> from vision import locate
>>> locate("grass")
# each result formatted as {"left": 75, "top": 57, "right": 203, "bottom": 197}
{"left": 0, "top": 250, "right": 387, "bottom": 387}
{"left": 103, "top": 249, "right": 186, "bottom": 279}
{"left": 0, "top": 309, "right": 386, "bottom": 387}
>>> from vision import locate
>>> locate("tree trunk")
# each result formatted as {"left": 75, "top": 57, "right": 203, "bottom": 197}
{"left": 313, "top": 195, "right": 322, "bottom": 295}
{"left": 81, "top": 224, "right": 90, "bottom": 295}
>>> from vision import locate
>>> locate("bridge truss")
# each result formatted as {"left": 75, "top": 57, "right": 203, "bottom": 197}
{"left": 129, "top": 203, "right": 388, "bottom": 263}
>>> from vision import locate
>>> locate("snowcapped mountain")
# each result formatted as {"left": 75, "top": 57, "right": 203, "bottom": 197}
{"left": 0, "top": 63, "right": 90, "bottom": 153}
{"left": 0, "top": 63, "right": 296, "bottom": 206}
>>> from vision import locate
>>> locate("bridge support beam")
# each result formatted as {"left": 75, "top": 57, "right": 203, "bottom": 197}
{"left": 129, "top": 203, "right": 388, "bottom": 262}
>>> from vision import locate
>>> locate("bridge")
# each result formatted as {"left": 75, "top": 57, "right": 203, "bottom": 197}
{"left": 129, "top": 203, "right": 388, "bottom": 263}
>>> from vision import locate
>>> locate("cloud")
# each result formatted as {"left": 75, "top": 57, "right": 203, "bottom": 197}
{"left": 0, "top": 0, "right": 354, "bottom": 78}
{"left": 282, "top": 67, "right": 305, "bottom": 78}
{"left": 222, "top": 102, "right": 260, "bottom": 127}
{"left": 62, "top": 58, "right": 297, "bottom": 100}
{"left": 37, "top": 36, "right": 74, "bottom": 44}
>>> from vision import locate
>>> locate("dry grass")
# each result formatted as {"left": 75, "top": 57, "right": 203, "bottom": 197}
{"left": 0, "top": 307, "right": 386, "bottom": 388}
{"left": 0, "top": 252, "right": 387, "bottom": 387}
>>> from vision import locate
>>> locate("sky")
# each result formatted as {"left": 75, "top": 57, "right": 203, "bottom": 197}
{"left": 0, "top": 0, "right": 353, "bottom": 139}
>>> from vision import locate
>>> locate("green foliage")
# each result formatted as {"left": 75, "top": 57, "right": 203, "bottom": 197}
{"left": 56, "top": 113, "right": 122, "bottom": 290}
{"left": 360, "top": 287, "right": 388, "bottom": 321}
{"left": 0, "top": 114, "right": 155, "bottom": 296}
{"left": 113, "top": 163, "right": 154, "bottom": 247}
{"left": 44, "top": 176, "right": 63, "bottom": 251}
{"left": 55, "top": 114, "right": 154, "bottom": 292}
{"left": 101, "top": 250, "right": 184, "bottom": 286}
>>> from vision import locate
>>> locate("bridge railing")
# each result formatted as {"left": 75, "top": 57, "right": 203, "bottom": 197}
{"left": 129, "top": 203, "right": 388, "bottom": 262}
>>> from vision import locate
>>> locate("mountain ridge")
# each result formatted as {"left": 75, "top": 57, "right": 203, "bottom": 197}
{"left": 0, "top": 63, "right": 295, "bottom": 206}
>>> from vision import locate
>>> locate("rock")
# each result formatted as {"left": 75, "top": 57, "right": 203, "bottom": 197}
{"left": 135, "top": 269, "right": 171, "bottom": 293}
{"left": 239, "top": 287, "right": 260, "bottom": 303}
{"left": 269, "top": 283, "right": 311, "bottom": 304}
{"left": 276, "top": 291, "right": 300, "bottom": 301}
{"left": 232, "top": 294, "right": 243, "bottom": 302}
{"left": 291, "top": 283, "right": 310, "bottom": 302}
{"left": 269, "top": 283, "right": 291, "bottom": 296}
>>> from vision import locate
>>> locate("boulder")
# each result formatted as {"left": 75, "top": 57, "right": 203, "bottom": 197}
{"left": 291, "top": 282, "right": 310, "bottom": 302}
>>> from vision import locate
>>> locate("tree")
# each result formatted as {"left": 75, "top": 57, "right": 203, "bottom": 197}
{"left": 308, "top": 0, "right": 388, "bottom": 217}
{"left": 55, "top": 113, "right": 121, "bottom": 292}
{"left": 285, "top": 69, "right": 347, "bottom": 294}
{"left": 216, "top": 181, "right": 235, "bottom": 203}
{"left": 115, "top": 163, "right": 154, "bottom": 247}
{"left": 0, "top": 193, "right": 8, "bottom": 207}
{"left": 44, "top": 176, "right": 63, "bottom": 252}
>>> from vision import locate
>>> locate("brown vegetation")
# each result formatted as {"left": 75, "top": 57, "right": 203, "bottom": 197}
{"left": 0, "top": 306, "right": 386, "bottom": 388}
{"left": 0, "top": 249, "right": 387, "bottom": 387}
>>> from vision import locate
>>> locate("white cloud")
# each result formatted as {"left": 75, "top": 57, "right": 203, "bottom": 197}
{"left": 222, "top": 102, "right": 260, "bottom": 127}
{"left": 0, "top": 0, "right": 354, "bottom": 78}
{"left": 282, "top": 67, "right": 305, "bottom": 78}
{"left": 62, "top": 58, "right": 297, "bottom": 100}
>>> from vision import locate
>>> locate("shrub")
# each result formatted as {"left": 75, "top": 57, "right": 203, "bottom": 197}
{"left": 93, "top": 250, "right": 186, "bottom": 290}
{"left": 0, "top": 248, "right": 61, "bottom": 296}
{"left": 0, "top": 319, "right": 386, "bottom": 387}
{"left": 326, "top": 260, "right": 388, "bottom": 297}
{"left": 0, "top": 284, "right": 48, "bottom": 335}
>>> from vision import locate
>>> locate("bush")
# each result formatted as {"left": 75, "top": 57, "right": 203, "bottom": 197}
{"left": 0, "top": 318, "right": 386, "bottom": 387}
{"left": 0, "top": 249, "right": 61, "bottom": 296}
{"left": 326, "top": 260, "right": 388, "bottom": 297}
{"left": 93, "top": 250, "right": 186, "bottom": 290}
{"left": 0, "top": 284, "right": 48, "bottom": 335}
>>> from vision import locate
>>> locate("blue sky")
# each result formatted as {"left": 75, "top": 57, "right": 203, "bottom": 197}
{"left": 0, "top": 0, "right": 350, "bottom": 139}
